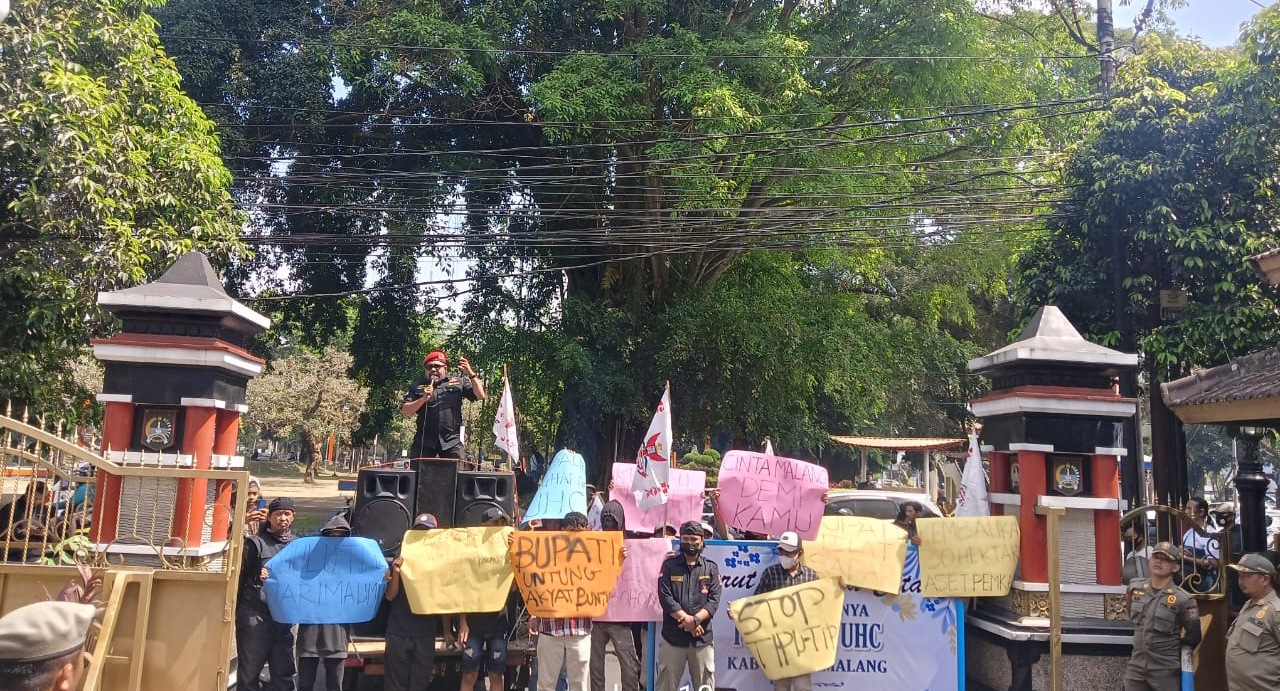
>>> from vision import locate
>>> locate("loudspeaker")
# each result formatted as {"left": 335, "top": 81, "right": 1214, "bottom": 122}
{"left": 351, "top": 467, "right": 416, "bottom": 555}
{"left": 412, "top": 459, "right": 458, "bottom": 528}
{"left": 454, "top": 470, "right": 516, "bottom": 527}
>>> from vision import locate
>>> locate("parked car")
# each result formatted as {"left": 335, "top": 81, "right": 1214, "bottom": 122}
{"left": 823, "top": 489, "right": 944, "bottom": 520}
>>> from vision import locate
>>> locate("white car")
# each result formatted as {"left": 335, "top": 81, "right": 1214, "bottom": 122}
{"left": 823, "top": 489, "right": 944, "bottom": 520}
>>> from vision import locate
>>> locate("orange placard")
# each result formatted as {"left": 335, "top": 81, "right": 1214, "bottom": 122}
{"left": 509, "top": 530, "right": 625, "bottom": 617}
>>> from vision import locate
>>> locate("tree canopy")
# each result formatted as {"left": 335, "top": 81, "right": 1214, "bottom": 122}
{"left": 0, "top": 0, "right": 244, "bottom": 410}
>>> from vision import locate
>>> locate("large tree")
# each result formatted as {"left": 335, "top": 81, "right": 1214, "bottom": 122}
{"left": 153, "top": 1, "right": 1103, "bottom": 474}
{"left": 0, "top": 0, "right": 244, "bottom": 410}
{"left": 245, "top": 346, "right": 368, "bottom": 481}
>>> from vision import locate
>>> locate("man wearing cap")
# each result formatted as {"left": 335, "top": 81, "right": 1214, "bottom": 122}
{"left": 458, "top": 507, "right": 521, "bottom": 691}
{"left": 237, "top": 496, "right": 298, "bottom": 691}
{"left": 656, "top": 520, "right": 722, "bottom": 691}
{"left": 1225, "top": 553, "right": 1280, "bottom": 691}
{"left": 402, "top": 351, "right": 486, "bottom": 460}
{"left": 0, "top": 601, "right": 96, "bottom": 690}
{"left": 726, "top": 531, "right": 819, "bottom": 691}
{"left": 384, "top": 513, "right": 442, "bottom": 691}
{"left": 1123, "top": 541, "right": 1201, "bottom": 691}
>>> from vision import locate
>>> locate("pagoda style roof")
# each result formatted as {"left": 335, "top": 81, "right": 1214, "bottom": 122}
{"left": 967, "top": 305, "right": 1137, "bottom": 375}
{"left": 830, "top": 435, "right": 966, "bottom": 451}
{"left": 98, "top": 252, "right": 269, "bottom": 332}
{"left": 1161, "top": 345, "right": 1280, "bottom": 425}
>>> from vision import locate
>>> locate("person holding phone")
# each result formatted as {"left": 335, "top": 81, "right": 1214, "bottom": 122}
{"left": 243, "top": 477, "right": 266, "bottom": 537}
{"left": 400, "top": 350, "right": 486, "bottom": 460}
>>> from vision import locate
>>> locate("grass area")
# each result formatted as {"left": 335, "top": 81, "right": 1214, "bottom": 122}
{"left": 245, "top": 460, "right": 358, "bottom": 481}
{"left": 245, "top": 459, "right": 307, "bottom": 479}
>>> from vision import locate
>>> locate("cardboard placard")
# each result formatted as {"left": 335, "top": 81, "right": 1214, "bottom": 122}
{"left": 509, "top": 530, "right": 625, "bottom": 617}
{"left": 400, "top": 527, "right": 514, "bottom": 614}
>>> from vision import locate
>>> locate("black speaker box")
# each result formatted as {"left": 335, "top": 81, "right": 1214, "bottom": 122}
{"left": 412, "top": 459, "right": 459, "bottom": 528}
{"left": 351, "top": 467, "right": 416, "bottom": 556}
{"left": 454, "top": 470, "right": 516, "bottom": 527}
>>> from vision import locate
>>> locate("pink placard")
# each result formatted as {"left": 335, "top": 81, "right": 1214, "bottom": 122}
{"left": 598, "top": 538, "right": 672, "bottom": 622}
{"left": 717, "top": 451, "right": 828, "bottom": 540}
{"left": 609, "top": 463, "right": 706, "bottom": 533}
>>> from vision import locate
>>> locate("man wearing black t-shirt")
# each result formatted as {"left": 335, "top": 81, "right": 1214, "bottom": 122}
{"left": 459, "top": 508, "right": 521, "bottom": 691}
{"left": 401, "top": 350, "right": 486, "bottom": 459}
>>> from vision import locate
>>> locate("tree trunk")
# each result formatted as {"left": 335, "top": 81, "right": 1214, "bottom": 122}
{"left": 302, "top": 435, "right": 319, "bottom": 484}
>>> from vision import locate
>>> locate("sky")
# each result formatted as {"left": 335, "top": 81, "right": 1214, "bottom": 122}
{"left": 1115, "top": 0, "right": 1271, "bottom": 47}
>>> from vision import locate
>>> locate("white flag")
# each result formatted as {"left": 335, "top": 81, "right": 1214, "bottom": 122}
{"left": 954, "top": 429, "right": 990, "bottom": 517}
{"left": 763, "top": 437, "right": 774, "bottom": 455}
{"left": 492, "top": 376, "right": 520, "bottom": 465}
{"left": 631, "top": 384, "right": 673, "bottom": 510}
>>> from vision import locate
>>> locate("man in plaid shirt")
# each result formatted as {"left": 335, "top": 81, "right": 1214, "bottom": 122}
{"left": 531, "top": 511, "right": 593, "bottom": 691}
{"left": 733, "top": 531, "right": 819, "bottom": 691}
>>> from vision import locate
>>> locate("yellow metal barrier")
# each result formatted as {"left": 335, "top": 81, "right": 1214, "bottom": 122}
{"left": 0, "top": 409, "right": 246, "bottom": 689}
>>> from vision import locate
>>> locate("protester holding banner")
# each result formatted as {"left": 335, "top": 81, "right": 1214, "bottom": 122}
{"left": 385, "top": 513, "right": 442, "bottom": 691}
{"left": 1124, "top": 541, "right": 1201, "bottom": 691}
{"left": 656, "top": 521, "right": 722, "bottom": 691}
{"left": 295, "top": 515, "right": 355, "bottom": 691}
{"left": 589, "top": 503, "right": 642, "bottom": 691}
{"left": 531, "top": 511, "right": 594, "bottom": 691}
{"left": 401, "top": 350, "right": 485, "bottom": 460}
{"left": 458, "top": 507, "right": 521, "bottom": 691}
{"left": 237, "top": 497, "right": 298, "bottom": 691}
{"left": 726, "top": 532, "right": 820, "bottom": 691}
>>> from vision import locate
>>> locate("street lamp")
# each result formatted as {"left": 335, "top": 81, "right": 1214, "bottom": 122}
{"left": 1233, "top": 425, "right": 1269, "bottom": 554}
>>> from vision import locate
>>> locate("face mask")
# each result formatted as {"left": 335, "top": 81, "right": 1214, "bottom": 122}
{"left": 681, "top": 542, "right": 701, "bottom": 556}
{"left": 779, "top": 555, "right": 797, "bottom": 569}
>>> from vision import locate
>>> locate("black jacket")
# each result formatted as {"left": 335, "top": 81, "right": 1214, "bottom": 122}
{"left": 658, "top": 553, "right": 722, "bottom": 647}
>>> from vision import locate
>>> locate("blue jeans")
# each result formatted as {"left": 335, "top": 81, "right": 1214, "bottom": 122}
{"left": 462, "top": 631, "right": 509, "bottom": 674}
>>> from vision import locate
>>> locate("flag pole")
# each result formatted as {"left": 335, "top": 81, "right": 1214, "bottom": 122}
{"left": 664, "top": 380, "right": 671, "bottom": 534}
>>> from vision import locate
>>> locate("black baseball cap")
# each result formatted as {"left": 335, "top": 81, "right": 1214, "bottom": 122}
{"left": 679, "top": 520, "right": 704, "bottom": 537}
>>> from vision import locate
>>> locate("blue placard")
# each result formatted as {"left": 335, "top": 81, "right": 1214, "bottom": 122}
{"left": 262, "top": 536, "right": 387, "bottom": 624}
{"left": 523, "top": 448, "right": 588, "bottom": 523}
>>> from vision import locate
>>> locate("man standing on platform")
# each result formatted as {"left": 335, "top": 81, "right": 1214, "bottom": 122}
{"left": 1123, "top": 541, "right": 1201, "bottom": 691}
{"left": 1225, "top": 553, "right": 1280, "bottom": 691}
{"left": 729, "top": 531, "right": 818, "bottom": 691}
{"left": 237, "top": 497, "right": 298, "bottom": 691}
{"left": 656, "top": 521, "right": 721, "bottom": 691}
{"left": 401, "top": 350, "right": 486, "bottom": 459}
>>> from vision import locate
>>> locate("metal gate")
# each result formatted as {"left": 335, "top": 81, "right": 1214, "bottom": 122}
{"left": 0, "top": 407, "right": 248, "bottom": 689}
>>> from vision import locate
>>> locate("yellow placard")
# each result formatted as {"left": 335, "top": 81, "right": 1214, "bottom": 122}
{"left": 803, "top": 516, "right": 908, "bottom": 593}
{"left": 731, "top": 577, "right": 844, "bottom": 680}
{"left": 917, "top": 516, "right": 1020, "bottom": 597}
{"left": 400, "top": 527, "right": 514, "bottom": 614}
{"left": 509, "top": 530, "right": 624, "bottom": 618}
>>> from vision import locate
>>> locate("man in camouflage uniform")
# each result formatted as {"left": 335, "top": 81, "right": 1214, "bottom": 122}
{"left": 1124, "top": 541, "right": 1201, "bottom": 691}
{"left": 1225, "top": 553, "right": 1280, "bottom": 691}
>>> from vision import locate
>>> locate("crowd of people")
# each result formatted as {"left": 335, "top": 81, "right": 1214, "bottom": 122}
{"left": 233, "top": 467, "right": 830, "bottom": 691}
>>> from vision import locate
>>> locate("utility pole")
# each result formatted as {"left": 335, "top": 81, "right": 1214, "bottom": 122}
{"left": 1097, "top": 0, "right": 1116, "bottom": 98}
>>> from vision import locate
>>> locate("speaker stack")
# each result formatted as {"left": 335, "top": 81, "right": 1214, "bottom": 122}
{"left": 351, "top": 460, "right": 517, "bottom": 554}
{"left": 350, "top": 467, "right": 416, "bottom": 555}
{"left": 454, "top": 470, "right": 516, "bottom": 526}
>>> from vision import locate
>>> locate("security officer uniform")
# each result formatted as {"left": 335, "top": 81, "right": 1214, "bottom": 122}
{"left": 1225, "top": 554, "right": 1280, "bottom": 691}
{"left": 1124, "top": 542, "right": 1201, "bottom": 691}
